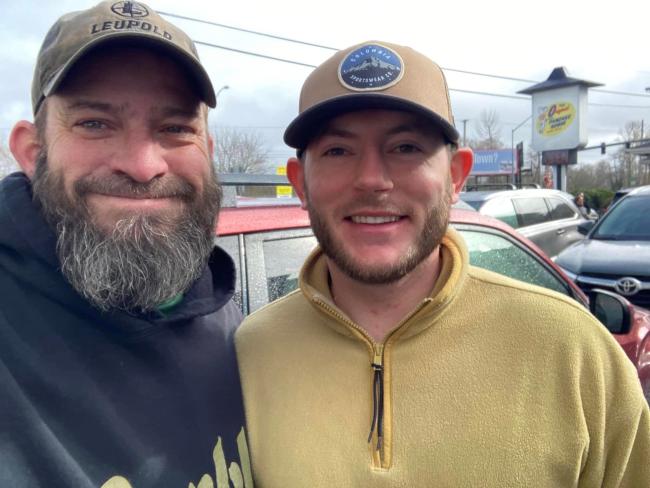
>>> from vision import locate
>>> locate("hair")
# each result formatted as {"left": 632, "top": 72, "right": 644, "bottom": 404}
{"left": 34, "top": 99, "right": 48, "bottom": 144}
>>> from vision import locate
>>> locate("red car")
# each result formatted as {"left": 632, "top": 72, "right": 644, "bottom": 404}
{"left": 216, "top": 203, "right": 650, "bottom": 402}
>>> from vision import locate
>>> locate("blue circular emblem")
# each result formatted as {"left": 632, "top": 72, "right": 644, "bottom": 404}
{"left": 338, "top": 43, "right": 404, "bottom": 91}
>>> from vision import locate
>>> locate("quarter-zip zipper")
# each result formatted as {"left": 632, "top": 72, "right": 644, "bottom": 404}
{"left": 368, "top": 344, "right": 384, "bottom": 451}
{"left": 311, "top": 294, "right": 433, "bottom": 468}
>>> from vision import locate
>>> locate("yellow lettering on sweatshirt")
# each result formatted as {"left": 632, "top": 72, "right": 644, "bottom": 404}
{"left": 101, "top": 427, "right": 253, "bottom": 488}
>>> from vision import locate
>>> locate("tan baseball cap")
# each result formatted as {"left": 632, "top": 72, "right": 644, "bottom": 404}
{"left": 284, "top": 40, "right": 459, "bottom": 149}
{"left": 32, "top": 0, "right": 215, "bottom": 114}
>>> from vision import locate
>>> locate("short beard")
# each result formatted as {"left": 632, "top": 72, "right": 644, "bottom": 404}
{"left": 31, "top": 153, "right": 222, "bottom": 313}
{"left": 306, "top": 176, "right": 452, "bottom": 285}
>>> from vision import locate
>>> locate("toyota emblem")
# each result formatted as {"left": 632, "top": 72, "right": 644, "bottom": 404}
{"left": 614, "top": 277, "right": 641, "bottom": 296}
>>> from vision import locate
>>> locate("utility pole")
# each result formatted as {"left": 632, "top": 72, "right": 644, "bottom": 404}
{"left": 460, "top": 119, "right": 469, "bottom": 146}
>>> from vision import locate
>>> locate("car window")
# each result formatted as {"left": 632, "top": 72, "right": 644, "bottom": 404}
{"left": 479, "top": 197, "right": 519, "bottom": 228}
{"left": 546, "top": 198, "right": 576, "bottom": 220}
{"left": 215, "top": 235, "right": 244, "bottom": 311}
{"left": 263, "top": 236, "right": 318, "bottom": 302}
{"left": 593, "top": 196, "right": 650, "bottom": 240}
{"left": 459, "top": 227, "right": 570, "bottom": 295}
{"left": 512, "top": 197, "right": 550, "bottom": 227}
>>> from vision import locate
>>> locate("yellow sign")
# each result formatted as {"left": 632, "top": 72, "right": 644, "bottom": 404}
{"left": 536, "top": 102, "right": 576, "bottom": 137}
{"left": 276, "top": 166, "right": 292, "bottom": 198}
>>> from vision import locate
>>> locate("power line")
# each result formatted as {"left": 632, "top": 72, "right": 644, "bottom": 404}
{"left": 194, "top": 40, "right": 317, "bottom": 68}
{"left": 451, "top": 88, "right": 527, "bottom": 101}
{"left": 196, "top": 40, "right": 535, "bottom": 102}
{"left": 589, "top": 102, "right": 650, "bottom": 109}
{"left": 197, "top": 40, "right": 649, "bottom": 108}
{"left": 159, "top": 11, "right": 338, "bottom": 50}
{"left": 161, "top": 10, "right": 650, "bottom": 100}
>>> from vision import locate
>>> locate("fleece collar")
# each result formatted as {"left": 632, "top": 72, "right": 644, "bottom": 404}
{"left": 298, "top": 227, "right": 470, "bottom": 341}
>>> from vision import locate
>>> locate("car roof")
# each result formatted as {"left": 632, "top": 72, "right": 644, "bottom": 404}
{"left": 626, "top": 185, "right": 650, "bottom": 197}
{"left": 217, "top": 205, "right": 310, "bottom": 236}
{"left": 460, "top": 188, "right": 573, "bottom": 203}
{"left": 217, "top": 203, "right": 545, "bottom": 253}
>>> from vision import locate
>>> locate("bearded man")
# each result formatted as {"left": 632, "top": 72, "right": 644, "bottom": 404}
{"left": 235, "top": 41, "right": 650, "bottom": 487}
{"left": 0, "top": 2, "right": 251, "bottom": 487}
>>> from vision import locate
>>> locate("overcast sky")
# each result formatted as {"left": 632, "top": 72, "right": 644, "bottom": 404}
{"left": 2, "top": 0, "right": 649, "bottom": 167}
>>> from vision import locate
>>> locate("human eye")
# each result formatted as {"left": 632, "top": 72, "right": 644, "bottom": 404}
{"left": 322, "top": 146, "right": 348, "bottom": 157}
{"left": 163, "top": 125, "right": 194, "bottom": 134}
{"left": 75, "top": 119, "right": 108, "bottom": 131}
{"left": 391, "top": 143, "right": 422, "bottom": 154}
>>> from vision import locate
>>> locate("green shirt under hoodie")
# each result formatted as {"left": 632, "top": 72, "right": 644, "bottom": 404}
{"left": 236, "top": 228, "right": 650, "bottom": 487}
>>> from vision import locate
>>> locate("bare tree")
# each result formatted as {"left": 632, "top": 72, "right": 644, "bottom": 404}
{"left": 0, "top": 141, "right": 19, "bottom": 179}
{"left": 212, "top": 128, "right": 269, "bottom": 174}
{"left": 611, "top": 121, "right": 645, "bottom": 188}
{"left": 471, "top": 109, "right": 504, "bottom": 149}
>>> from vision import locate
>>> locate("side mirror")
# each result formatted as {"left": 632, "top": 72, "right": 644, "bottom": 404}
{"left": 588, "top": 288, "right": 632, "bottom": 334}
{"left": 578, "top": 221, "right": 595, "bottom": 235}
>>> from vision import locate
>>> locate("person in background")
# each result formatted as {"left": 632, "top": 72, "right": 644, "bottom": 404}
{"left": 0, "top": 2, "right": 251, "bottom": 487}
{"left": 575, "top": 191, "right": 595, "bottom": 218}
{"left": 235, "top": 40, "right": 650, "bottom": 487}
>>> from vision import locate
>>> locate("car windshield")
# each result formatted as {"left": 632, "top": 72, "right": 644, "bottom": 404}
{"left": 592, "top": 195, "right": 650, "bottom": 241}
{"left": 463, "top": 200, "right": 483, "bottom": 210}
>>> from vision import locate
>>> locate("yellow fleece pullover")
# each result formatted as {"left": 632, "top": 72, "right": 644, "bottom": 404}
{"left": 236, "top": 228, "right": 650, "bottom": 487}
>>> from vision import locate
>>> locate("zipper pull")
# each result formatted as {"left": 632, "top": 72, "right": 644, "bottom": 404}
{"left": 368, "top": 345, "right": 385, "bottom": 451}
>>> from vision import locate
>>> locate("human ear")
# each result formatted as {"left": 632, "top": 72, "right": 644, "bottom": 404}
{"left": 286, "top": 157, "right": 307, "bottom": 210}
{"left": 449, "top": 147, "right": 473, "bottom": 203}
{"left": 9, "top": 120, "right": 42, "bottom": 179}
{"left": 207, "top": 133, "right": 215, "bottom": 160}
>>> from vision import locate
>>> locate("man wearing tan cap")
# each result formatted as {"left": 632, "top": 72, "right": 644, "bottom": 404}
{"left": 236, "top": 41, "right": 650, "bottom": 486}
{"left": 0, "top": 2, "right": 252, "bottom": 487}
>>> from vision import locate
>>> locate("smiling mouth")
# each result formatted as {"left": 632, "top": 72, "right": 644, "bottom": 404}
{"left": 349, "top": 215, "right": 402, "bottom": 224}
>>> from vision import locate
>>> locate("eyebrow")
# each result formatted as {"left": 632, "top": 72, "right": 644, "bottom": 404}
{"left": 157, "top": 105, "right": 202, "bottom": 119}
{"left": 65, "top": 100, "right": 115, "bottom": 114}
{"left": 63, "top": 100, "right": 201, "bottom": 119}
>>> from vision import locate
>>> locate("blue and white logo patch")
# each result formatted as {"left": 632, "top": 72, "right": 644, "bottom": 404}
{"left": 338, "top": 43, "right": 404, "bottom": 91}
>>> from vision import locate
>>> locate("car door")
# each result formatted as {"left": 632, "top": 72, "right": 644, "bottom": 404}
{"left": 511, "top": 197, "right": 559, "bottom": 257}
{"left": 216, "top": 229, "right": 318, "bottom": 315}
{"left": 545, "top": 196, "right": 585, "bottom": 254}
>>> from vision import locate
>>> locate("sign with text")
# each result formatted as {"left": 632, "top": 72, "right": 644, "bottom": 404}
{"left": 531, "top": 85, "right": 587, "bottom": 151}
{"left": 471, "top": 149, "right": 515, "bottom": 176}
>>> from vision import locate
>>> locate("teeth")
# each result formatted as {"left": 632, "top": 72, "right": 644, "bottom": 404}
{"left": 351, "top": 215, "right": 400, "bottom": 224}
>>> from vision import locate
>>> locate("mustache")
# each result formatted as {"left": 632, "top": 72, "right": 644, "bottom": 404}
{"left": 73, "top": 174, "right": 196, "bottom": 200}
{"left": 336, "top": 194, "right": 405, "bottom": 216}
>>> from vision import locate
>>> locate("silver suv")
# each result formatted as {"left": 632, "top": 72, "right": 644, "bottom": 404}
{"left": 460, "top": 189, "right": 590, "bottom": 258}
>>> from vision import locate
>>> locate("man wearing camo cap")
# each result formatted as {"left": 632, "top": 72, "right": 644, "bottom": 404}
{"left": 235, "top": 40, "right": 650, "bottom": 486}
{"left": 0, "top": 2, "right": 251, "bottom": 486}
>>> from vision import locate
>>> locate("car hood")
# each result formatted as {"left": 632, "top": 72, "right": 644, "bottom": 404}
{"left": 556, "top": 239, "right": 650, "bottom": 276}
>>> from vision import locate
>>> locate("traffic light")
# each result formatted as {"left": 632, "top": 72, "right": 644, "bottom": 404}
{"left": 600, "top": 142, "right": 606, "bottom": 155}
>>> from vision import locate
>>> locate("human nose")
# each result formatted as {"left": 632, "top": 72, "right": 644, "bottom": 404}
{"left": 110, "top": 132, "right": 169, "bottom": 183}
{"left": 353, "top": 147, "right": 393, "bottom": 192}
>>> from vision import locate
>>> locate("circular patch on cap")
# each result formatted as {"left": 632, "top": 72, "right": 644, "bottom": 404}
{"left": 111, "top": 1, "right": 149, "bottom": 18}
{"left": 338, "top": 43, "right": 404, "bottom": 91}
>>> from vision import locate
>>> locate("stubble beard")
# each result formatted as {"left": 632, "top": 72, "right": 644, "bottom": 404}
{"left": 31, "top": 152, "right": 222, "bottom": 313}
{"left": 305, "top": 175, "right": 453, "bottom": 285}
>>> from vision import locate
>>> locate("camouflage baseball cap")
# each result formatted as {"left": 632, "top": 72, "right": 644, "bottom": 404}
{"left": 284, "top": 40, "right": 459, "bottom": 149}
{"left": 32, "top": 0, "right": 215, "bottom": 114}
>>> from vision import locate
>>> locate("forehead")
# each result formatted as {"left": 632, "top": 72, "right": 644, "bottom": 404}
{"left": 309, "top": 109, "right": 444, "bottom": 144}
{"left": 54, "top": 45, "right": 202, "bottom": 110}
